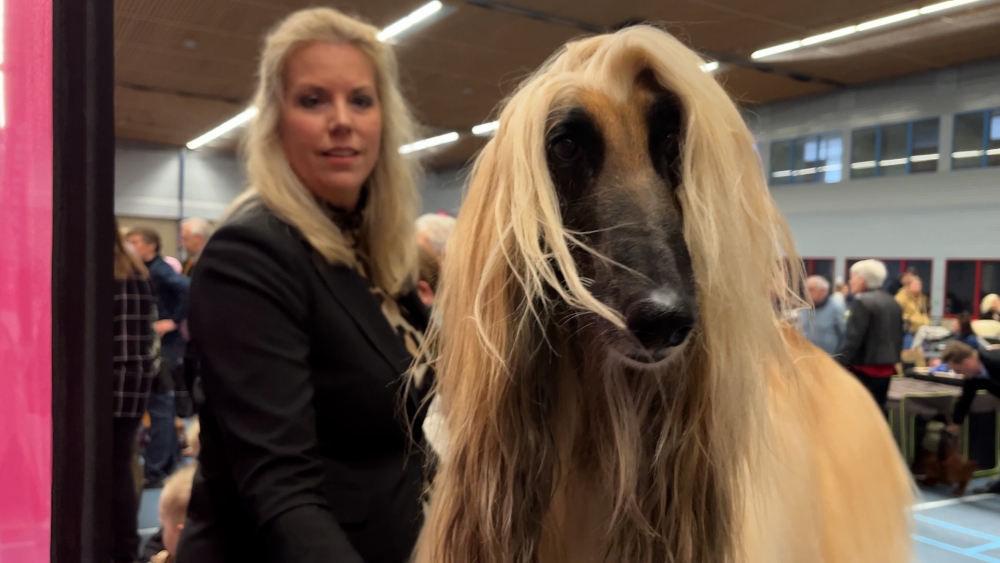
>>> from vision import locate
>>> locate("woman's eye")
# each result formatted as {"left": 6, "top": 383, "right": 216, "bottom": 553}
{"left": 298, "top": 94, "right": 321, "bottom": 109}
{"left": 551, "top": 137, "right": 580, "bottom": 162}
{"left": 352, "top": 95, "right": 374, "bottom": 109}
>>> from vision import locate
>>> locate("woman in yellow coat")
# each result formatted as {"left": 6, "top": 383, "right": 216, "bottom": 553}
{"left": 896, "top": 276, "right": 930, "bottom": 349}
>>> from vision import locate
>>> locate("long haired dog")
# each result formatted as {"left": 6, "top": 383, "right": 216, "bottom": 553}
{"left": 416, "top": 26, "right": 913, "bottom": 563}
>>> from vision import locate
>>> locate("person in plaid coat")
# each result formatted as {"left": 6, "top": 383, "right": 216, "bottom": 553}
{"left": 114, "top": 226, "right": 159, "bottom": 563}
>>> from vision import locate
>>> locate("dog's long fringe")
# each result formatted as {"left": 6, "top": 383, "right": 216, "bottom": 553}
{"left": 415, "top": 26, "right": 806, "bottom": 563}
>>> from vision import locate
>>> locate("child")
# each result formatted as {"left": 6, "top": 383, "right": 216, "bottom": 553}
{"left": 149, "top": 463, "right": 197, "bottom": 563}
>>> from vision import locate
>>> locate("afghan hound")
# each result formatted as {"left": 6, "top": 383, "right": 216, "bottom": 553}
{"left": 416, "top": 25, "right": 913, "bottom": 563}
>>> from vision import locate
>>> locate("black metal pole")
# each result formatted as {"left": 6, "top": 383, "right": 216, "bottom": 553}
{"left": 50, "top": 0, "right": 116, "bottom": 561}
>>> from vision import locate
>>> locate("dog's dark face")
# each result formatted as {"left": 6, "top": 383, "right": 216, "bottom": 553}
{"left": 546, "top": 70, "right": 697, "bottom": 366}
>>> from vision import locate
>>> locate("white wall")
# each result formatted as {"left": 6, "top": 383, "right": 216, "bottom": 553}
{"left": 751, "top": 58, "right": 1000, "bottom": 317}
{"left": 421, "top": 166, "right": 468, "bottom": 215}
{"left": 114, "top": 140, "right": 246, "bottom": 221}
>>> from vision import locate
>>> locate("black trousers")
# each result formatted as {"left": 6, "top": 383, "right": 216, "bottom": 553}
{"left": 113, "top": 416, "right": 142, "bottom": 563}
{"left": 855, "top": 373, "right": 892, "bottom": 412}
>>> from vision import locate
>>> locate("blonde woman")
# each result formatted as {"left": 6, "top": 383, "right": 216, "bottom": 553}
{"left": 176, "top": 8, "right": 429, "bottom": 563}
{"left": 112, "top": 224, "right": 158, "bottom": 563}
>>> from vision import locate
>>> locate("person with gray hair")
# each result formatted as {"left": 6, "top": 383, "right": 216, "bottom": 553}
{"left": 800, "top": 275, "right": 845, "bottom": 356}
{"left": 838, "top": 259, "right": 904, "bottom": 411}
{"left": 415, "top": 213, "right": 456, "bottom": 260}
{"left": 180, "top": 217, "right": 213, "bottom": 276}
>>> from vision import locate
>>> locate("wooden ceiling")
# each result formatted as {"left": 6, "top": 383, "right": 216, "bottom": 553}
{"left": 114, "top": 0, "right": 1000, "bottom": 168}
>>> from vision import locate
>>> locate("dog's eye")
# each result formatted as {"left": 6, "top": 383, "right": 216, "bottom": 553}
{"left": 551, "top": 137, "right": 580, "bottom": 162}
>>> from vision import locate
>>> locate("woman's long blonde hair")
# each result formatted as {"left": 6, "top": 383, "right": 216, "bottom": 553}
{"left": 228, "top": 7, "right": 420, "bottom": 295}
{"left": 417, "top": 25, "right": 803, "bottom": 563}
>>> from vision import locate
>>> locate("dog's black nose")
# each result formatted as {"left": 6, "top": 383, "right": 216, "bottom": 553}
{"left": 625, "top": 290, "right": 697, "bottom": 352}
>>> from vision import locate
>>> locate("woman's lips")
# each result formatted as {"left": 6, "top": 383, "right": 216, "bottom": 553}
{"left": 321, "top": 148, "right": 360, "bottom": 166}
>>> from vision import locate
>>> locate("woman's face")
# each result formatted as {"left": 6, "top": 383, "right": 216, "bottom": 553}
{"left": 908, "top": 278, "right": 922, "bottom": 295}
{"left": 280, "top": 42, "right": 382, "bottom": 211}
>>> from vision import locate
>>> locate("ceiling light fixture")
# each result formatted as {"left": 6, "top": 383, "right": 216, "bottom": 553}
{"left": 472, "top": 121, "right": 499, "bottom": 136}
{"left": 700, "top": 61, "right": 720, "bottom": 73}
{"left": 801, "top": 26, "right": 857, "bottom": 46}
{"left": 399, "top": 131, "right": 459, "bottom": 154}
{"left": 186, "top": 1, "right": 450, "bottom": 149}
{"left": 186, "top": 107, "right": 259, "bottom": 150}
{"left": 377, "top": 1, "right": 443, "bottom": 42}
{"left": 752, "top": 0, "right": 988, "bottom": 60}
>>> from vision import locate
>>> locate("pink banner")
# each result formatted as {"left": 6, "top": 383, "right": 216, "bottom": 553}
{"left": 0, "top": 0, "right": 54, "bottom": 562}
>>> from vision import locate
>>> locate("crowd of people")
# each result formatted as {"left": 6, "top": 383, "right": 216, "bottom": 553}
{"left": 799, "top": 258, "right": 1000, "bottom": 491}
{"left": 801, "top": 260, "right": 1000, "bottom": 407}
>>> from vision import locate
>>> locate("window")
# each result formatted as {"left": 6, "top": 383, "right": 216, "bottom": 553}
{"left": 952, "top": 109, "right": 1000, "bottom": 170}
{"left": 846, "top": 258, "right": 932, "bottom": 298}
{"left": 769, "top": 132, "right": 842, "bottom": 185}
{"left": 945, "top": 260, "right": 1000, "bottom": 316}
{"left": 849, "top": 118, "right": 940, "bottom": 178}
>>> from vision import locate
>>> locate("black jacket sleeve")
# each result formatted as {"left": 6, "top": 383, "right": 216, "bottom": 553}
{"left": 190, "top": 223, "right": 365, "bottom": 563}
{"left": 155, "top": 262, "right": 191, "bottom": 324}
{"left": 953, "top": 377, "right": 1000, "bottom": 426}
{"left": 839, "top": 298, "right": 870, "bottom": 367}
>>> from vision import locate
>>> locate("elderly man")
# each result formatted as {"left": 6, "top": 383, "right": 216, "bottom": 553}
{"left": 415, "top": 213, "right": 456, "bottom": 261}
{"left": 180, "top": 217, "right": 213, "bottom": 276}
{"left": 838, "top": 259, "right": 904, "bottom": 411}
{"left": 800, "top": 276, "right": 846, "bottom": 356}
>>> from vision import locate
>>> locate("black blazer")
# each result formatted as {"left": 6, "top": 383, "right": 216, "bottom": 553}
{"left": 952, "top": 349, "right": 1000, "bottom": 426}
{"left": 176, "top": 207, "right": 429, "bottom": 563}
{"left": 839, "top": 289, "right": 904, "bottom": 368}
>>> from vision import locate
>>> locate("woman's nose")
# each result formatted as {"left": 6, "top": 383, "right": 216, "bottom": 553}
{"left": 328, "top": 98, "right": 353, "bottom": 133}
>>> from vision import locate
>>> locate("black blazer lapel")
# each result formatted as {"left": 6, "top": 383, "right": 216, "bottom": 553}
{"left": 311, "top": 253, "right": 413, "bottom": 378}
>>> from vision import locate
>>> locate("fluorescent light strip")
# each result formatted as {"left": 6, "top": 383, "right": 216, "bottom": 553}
{"left": 700, "top": 61, "right": 720, "bottom": 73}
{"left": 879, "top": 158, "right": 909, "bottom": 166}
{"left": 910, "top": 153, "right": 940, "bottom": 162}
{"left": 472, "top": 121, "right": 499, "bottom": 136}
{"left": 771, "top": 170, "right": 792, "bottom": 178}
{"left": 850, "top": 161, "right": 876, "bottom": 170}
{"left": 988, "top": 148, "right": 1000, "bottom": 156}
{"left": 377, "top": 1, "right": 443, "bottom": 42}
{"left": 801, "top": 26, "right": 858, "bottom": 46}
{"left": 187, "top": 1, "right": 445, "bottom": 149}
{"left": 752, "top": 0, "right": 986, "bottom": 59}
{"left": 399, "top": 131, "right": 459, "bottom": 154}
{"left": 952, "top": 150, "right": 984, "bottom": 158}
{"left": 186, "top": 107, "right": 259, "bottom": 150}
{"left": 752, "top": 41, "right": 802, "bottom": 60}
{"left": 857, "top": 9, "right": 921, "bottom": 31}
{"left": 920, "top": 0, "right": 982, "bottom": 14}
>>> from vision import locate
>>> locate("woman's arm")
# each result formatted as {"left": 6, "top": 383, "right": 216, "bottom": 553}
{"left": 190, "top": 220, "right": 365, "bottom": 563}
